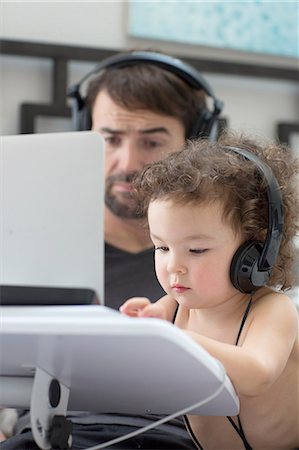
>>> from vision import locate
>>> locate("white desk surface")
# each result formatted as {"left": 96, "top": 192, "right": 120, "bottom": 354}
{"left": 0, "top": 305, "right": 239, "bottom": 416}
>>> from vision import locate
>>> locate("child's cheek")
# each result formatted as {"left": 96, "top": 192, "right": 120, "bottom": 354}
{"left": 155, "top": 261, "right": 169, "bottom": 290}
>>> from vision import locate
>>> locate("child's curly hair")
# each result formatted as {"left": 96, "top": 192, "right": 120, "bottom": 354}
{"left": 133, "top": 131, "right": 299, "bottom": 291}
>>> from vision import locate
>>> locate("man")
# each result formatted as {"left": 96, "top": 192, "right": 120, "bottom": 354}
{"left": 2, "top": 50, "right": 223, "bottom": 449}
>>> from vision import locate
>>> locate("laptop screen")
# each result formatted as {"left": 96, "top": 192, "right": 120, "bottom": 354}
{"left": 0, "top": 131, "right": 104, "bottom": 305}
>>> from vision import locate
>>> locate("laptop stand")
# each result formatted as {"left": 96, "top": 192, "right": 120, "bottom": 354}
{"left": 0, "top": 305, "right": 240, "bottom": 450}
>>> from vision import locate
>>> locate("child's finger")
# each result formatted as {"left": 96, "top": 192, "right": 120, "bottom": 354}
{"left": 119, "top": 297, "right": 151, "bottom": 316}
{"left": 140, "top": 303, "right": 165, "bottom": 319}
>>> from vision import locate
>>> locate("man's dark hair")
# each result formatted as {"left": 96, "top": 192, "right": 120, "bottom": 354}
{"left": 86, "top": 62, "right": 206, "bottom": 138}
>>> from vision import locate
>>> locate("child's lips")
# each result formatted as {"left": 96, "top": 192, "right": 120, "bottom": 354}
{"left": 172, "top": 285, "right": 190, "bottom": 294}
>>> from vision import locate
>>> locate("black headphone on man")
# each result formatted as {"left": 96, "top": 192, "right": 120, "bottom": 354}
{"left": 227, "top": 147, "right": 284, "bottom": 293}
{"left": 67, "top": 50, "right": 224, "bottom": 140}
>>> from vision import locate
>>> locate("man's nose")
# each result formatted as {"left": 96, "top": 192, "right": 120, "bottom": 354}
{"left": 117, "top": 142, "right": 144, "bottom": 173}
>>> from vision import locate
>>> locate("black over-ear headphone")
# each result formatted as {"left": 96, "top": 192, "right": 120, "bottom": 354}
{"left": 67, "top": 51, "right": 224, "bottom": 140}
{"left": 227, "top": 147, "right": 284, "bottom": 293}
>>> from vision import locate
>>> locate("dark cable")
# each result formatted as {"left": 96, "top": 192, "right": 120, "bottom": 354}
{"left": 183, "top": 415, "right": 204, "bottom": 450}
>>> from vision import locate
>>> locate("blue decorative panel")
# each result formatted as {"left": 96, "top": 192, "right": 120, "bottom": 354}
{"left": 128, "top": 1, "right": 298, "bottom": 58}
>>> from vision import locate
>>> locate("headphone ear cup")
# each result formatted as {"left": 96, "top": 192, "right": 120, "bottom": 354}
{"left": 188, "top": 108, "right": 218, "bottom": 141}
{"left": 230, "top": 240, "right": 269, "bottom": 293}
{"left": 79, "top": 106, "right": 92, "bottom": 131}
{"left": 69, "top": 89, "right": 91, "bottom": 131}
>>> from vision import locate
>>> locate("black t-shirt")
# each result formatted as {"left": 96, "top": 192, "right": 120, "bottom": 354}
{"left": 105, "top": 242, "right": 165, "bottom": 310}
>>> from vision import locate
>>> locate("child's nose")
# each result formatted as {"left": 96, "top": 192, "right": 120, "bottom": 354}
{"left": 166, "top": 254, "right": 187, "bottom": 274}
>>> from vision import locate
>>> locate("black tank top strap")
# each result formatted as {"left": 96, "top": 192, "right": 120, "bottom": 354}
{"left": 172, "top": 302, "right": 179, "bottom": 323}
{"left": 227, "top": 297, "right": 253, "bottom": 450}
{"left": 235, "top": 297, "right": 253, "bottom": 346}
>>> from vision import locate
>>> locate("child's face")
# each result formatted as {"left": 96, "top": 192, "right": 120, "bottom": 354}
{"left": 148, "top": 199, "right": 244, "bottom": 309}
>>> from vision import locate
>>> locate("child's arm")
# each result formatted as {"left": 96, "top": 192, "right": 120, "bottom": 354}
{"left": 120, "top": 295, "right": 177, "bottom": 322}
{"left": 184, "top": 293, "right": 298, "bottom": 397}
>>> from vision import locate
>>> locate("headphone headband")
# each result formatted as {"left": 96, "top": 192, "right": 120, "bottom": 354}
{"left": 90, "top": 51, "right": 216, "bottom": 97}
{"left": 225, "top": 146, "right": 284, "bottom": 270}
{"left": 67, "top": 51, "right": 224, "bottom": 138}
{"left": 226, "top": 146, "right": 284, "bottom": 293}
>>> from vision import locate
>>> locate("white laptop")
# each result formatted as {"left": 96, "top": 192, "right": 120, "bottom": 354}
{"left": 0, "top": 132, "right": 239, "bottom": 450}
{"left": 0, "top": 131, "right": 104, "bottom": 304}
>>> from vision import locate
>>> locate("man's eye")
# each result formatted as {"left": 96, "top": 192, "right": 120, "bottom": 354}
{"left": 142, "top": 140, "right": 162, "bottom": 150}
{"left": 189, "top": 249, "right": 208, "bottom": 254}
{"left": 104, "top": 136, "right": 121, "bottom": 146}
{"left": 154, "top": 246, "right": 169, "bottom": 252}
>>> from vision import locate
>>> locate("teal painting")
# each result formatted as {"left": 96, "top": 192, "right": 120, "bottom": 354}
{"left": 128, "top": 1, "right": 298, "bottom": 59}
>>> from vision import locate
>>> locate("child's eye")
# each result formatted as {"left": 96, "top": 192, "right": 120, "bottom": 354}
{"left": 189, "top": 248, "right": 208, "bottom": 254}
{"left": 154, "top": 246, "right": 169, "bottom": 252}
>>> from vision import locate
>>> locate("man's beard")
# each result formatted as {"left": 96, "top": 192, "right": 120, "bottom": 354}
{"left": 105, "top": 172, "right": 145, "bottom": 219}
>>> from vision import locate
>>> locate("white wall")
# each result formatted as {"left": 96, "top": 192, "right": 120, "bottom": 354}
{"left": 1, "top": 0, "right": 299, "bottom": 142}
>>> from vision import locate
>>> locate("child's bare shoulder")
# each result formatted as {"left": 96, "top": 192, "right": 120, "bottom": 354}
{"left": 252, "top": 287, "right": 298, "bottom": 324}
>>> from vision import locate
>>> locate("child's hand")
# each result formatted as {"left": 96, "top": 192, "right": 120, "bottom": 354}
{"left": 119, "top": 297, "right": 167, "bottom": 320}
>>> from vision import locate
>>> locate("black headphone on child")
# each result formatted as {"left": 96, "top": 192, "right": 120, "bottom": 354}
{"left": 67, "top": 51, "right": 224, "bottom": 140}
{"left": 227, "top": 147, "right": 284, "bottom": 293}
